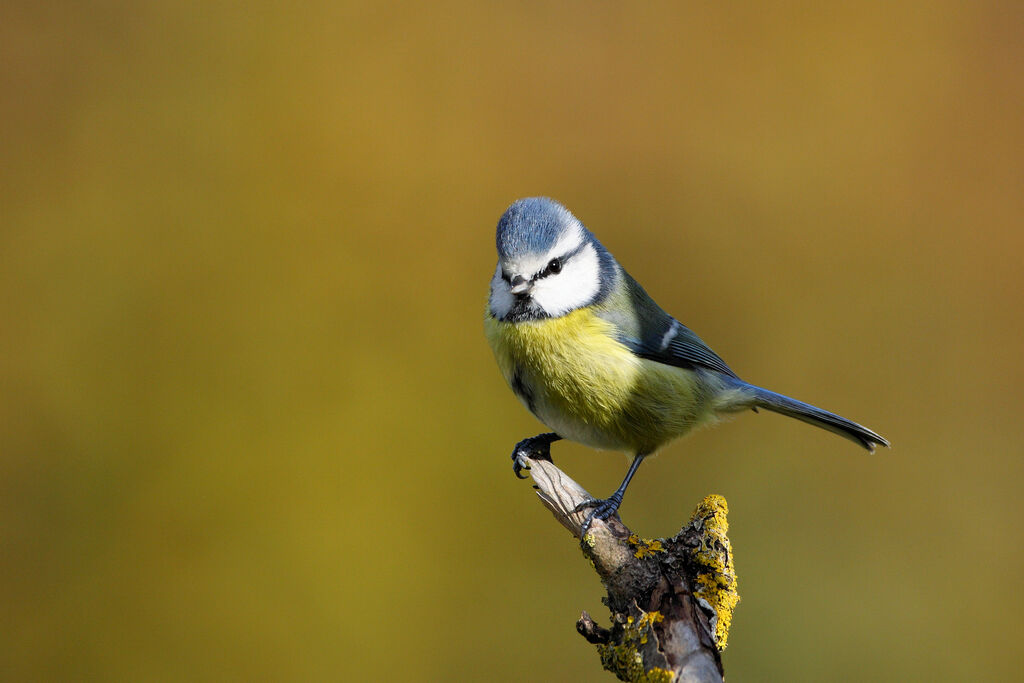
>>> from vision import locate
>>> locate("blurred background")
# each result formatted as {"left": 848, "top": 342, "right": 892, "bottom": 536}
{"left": 2, "top": 1, "right": 1022, "bottom": 680}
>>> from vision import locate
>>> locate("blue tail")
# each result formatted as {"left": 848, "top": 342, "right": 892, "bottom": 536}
{"left": 744, "top": 384, "right": 889, "bottom": 452}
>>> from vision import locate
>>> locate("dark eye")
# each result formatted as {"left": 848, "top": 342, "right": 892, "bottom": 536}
{"left": 547, "top": 258, "right": 562, "bottom": 275}
{"left": 500, "top": 271, "right": 511, "bottom": 283}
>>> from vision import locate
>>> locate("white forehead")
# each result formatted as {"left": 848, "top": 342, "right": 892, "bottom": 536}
{"left": 500, "top": 222, "right": 586, "bottom": 276}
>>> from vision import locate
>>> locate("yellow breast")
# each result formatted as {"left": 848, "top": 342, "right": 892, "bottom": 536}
{"left": 485, "top": 307, "right": 707, "bottom": 453}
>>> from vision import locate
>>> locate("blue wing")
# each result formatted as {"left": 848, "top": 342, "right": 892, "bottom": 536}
{"left": 604, "top": 270, "right": 739, "bottom": 378}
{"left": 597, "top": 270, "right": 890, "bottom": 450}
{"left": 628, "top": 319, "right": 738, "bottom": 378}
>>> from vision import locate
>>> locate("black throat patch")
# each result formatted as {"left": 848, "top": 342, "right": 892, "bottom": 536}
{"left": 503, "top": 296, "right": 550, "bottom": 322}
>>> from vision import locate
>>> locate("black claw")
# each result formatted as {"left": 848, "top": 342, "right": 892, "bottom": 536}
{"left": 575, "top": 495, "right": 624, "bottom": 537}
{"left": 513, "top": 460, "right": 530, "bottom": 479}
{"left": 509, "top": 433, "right": 561, "bottom": 479}
{"left": 573, "top": 455, "right": 645, "bottom": 539}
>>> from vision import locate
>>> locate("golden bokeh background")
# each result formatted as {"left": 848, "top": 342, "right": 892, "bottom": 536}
{"left": 3, "top": 2, "right": 1022, "bottom": 680}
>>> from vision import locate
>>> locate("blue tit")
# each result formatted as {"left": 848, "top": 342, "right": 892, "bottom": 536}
{"left": 484, "top": 197, "right": 888, "bottom": 532}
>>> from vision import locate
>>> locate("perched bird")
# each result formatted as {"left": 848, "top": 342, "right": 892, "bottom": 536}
{"left": 484, "top": 197, "right": 888, "bottom": 533}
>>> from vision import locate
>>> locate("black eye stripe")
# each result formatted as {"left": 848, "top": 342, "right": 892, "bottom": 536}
{"left": 535, "top": 262, "right": 554, "bottom": 279}
{"left": 534, "top": 242, "right": 586, "bottom": 279}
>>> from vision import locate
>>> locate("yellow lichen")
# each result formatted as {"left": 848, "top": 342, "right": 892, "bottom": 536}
{"left": 641, "top": 611, "right": 664, "bottom": 627}
{"left": 628, "top": 534, "right": 667, "bottom": 559}
{"left": 688, "top": 494, "right": 739, "bottom": 650}
{"left": 645, "top": 667, "right": 674, "bottom": 682}
{"left": 595, "top": 611, "right": 674, "bottom": 682}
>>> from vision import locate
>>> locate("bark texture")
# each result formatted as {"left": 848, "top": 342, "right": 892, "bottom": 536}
{"left": 521, "top": 455, "right": 739, "bottom": 683}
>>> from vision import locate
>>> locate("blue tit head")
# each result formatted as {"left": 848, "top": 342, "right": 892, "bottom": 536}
{"left": 489, "top": 197, "right": 617, "bottom": 322}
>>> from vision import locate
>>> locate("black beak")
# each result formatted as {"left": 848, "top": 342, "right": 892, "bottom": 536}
{"left": 509, "top": 275, "right": 532, "bottom": 296}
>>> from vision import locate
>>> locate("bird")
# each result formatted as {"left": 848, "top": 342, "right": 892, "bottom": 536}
{"left": 484, "top": 197, "right": 888, "bottom": 534}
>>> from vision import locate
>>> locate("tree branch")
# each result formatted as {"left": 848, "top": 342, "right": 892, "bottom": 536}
{"left": 521, "top": 455, "right": 739, "bottom": 683}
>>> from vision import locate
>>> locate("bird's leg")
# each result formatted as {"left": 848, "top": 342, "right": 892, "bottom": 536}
{"left": 511, "top": 432, "right": 562, "bottom": 479}
{"left": 574, "top": 455, "right": 647, "bottom": 536}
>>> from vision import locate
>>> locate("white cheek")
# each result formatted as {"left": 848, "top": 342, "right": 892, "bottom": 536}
{"left": 531, "top": 244, "right": 600, "bottom": 317}
{"left": 489, "top": 265, "right": 515, "bottom": 318}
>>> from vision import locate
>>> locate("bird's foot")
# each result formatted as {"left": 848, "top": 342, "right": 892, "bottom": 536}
{"left": 510, "top": 433, "right": 559, "bottom": 479}
{"left": 573, "top": 494, "right": 624, "bottom": 537}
